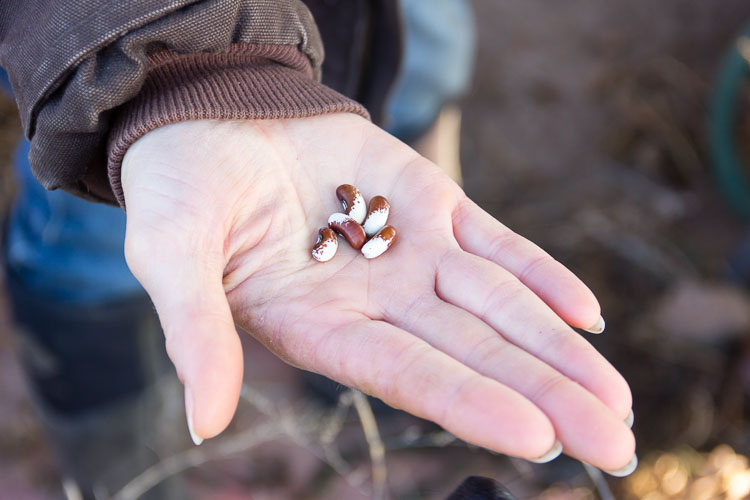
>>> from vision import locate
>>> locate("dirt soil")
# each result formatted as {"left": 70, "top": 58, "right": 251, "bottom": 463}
{"left": 3, "top": 1, "right": 750, "bottom": 498}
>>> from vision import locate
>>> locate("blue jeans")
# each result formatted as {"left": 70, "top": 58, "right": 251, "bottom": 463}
{"left": 3, "top": 0, "right": 475, "bottom": 305}
{"left": 384, "top": 0, "right": 476, "bottom": 142}
{"left": 1, "top": 74, "right": 142, "bottom": 304}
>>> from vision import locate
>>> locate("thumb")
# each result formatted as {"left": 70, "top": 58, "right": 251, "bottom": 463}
{"left": 124, "top": 227, "right": 243, "bottom": 444}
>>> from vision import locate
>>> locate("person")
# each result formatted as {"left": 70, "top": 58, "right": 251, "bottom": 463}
{"left": 0, "top": 0, "right": 636, "bottom": 497}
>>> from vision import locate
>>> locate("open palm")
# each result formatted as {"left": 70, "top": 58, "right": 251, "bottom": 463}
{"left": 120, "top": 114, "right": 635, "bottom": 473}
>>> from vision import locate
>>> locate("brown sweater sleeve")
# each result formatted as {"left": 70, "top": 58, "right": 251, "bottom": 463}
{"left": 108, "top": 44, "right": 368, "bottom": 207}
{"left": 0, "top": 0, "right": 368, "bottom": 206}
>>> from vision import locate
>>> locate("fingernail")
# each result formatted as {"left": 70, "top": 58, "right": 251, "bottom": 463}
{"left": 583, "top": 315, "right": 605, "bottom": 334}
{"left": 185, "top": 387, "right": 203, "bottom": 446}
{"left": 528, "top": 440, "right": 563, "bottom": 463}
{"left": 625, "top": 409, "right": 634, "bottom": 429}
{"left": 605, "top": 454, "right": 638, "bottom": 477}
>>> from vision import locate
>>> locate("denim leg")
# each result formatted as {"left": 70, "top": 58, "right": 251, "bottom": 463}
{"left": 1, "top": 66, "right": 141, "bottom": 304}
{"left": 4, "top": 138, "right": 142, "bottom": 304}
{"left": 384, "top": 0, "right": 477, "bottom": 142}
{"left": 0, "top": 67, "right": 11, "bottom": 94}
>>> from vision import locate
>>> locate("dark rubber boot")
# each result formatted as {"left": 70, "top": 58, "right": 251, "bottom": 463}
{"left": 446, "top": 476, "right": 518, "bottom": 500}
{"left": 4, "top": 266, "right": 189, "bottom": 500}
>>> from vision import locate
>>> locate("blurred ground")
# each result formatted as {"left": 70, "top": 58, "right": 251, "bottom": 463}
{"left": 3, "top": 0, "right": 750, "bottom": 498}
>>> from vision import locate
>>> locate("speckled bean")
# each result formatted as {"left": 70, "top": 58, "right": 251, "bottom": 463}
{"left": 336, "top": 184, "right": 367, "bottom": 224}
{"left": 312, "top": 227, "right": 338, "bottom": 262}
{"left": 362, "top": 196, "right": 390, "bottom": 237}
{"left": 361, "top": 225, "right": 397, "bottom": 259}
{"left": 328, "top": 213, "right": 367, "bottom": 250}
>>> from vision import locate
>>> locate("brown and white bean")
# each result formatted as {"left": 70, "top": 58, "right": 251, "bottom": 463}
{"left": 311, "top": 227, "right": 338, "bottom": 262}
{"left": 362, "top": 195, "right": 390, "bottom": 237}
{"left": 336, "top": 184, "right": 367, "bottom": 224}
{"left": 328, "top": 213, "right": 367, "bottom": 250}
{"left": 361, "top": 225, "right": 397, "bottom": 259}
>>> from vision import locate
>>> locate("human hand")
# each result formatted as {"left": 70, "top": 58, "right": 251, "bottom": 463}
{"left": 120, "top": 114, "right": 635, "bottom": 473}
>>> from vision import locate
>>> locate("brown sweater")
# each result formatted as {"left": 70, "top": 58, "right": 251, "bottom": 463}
{"left": 0, "top": 0, "right": 401, "bottom": 207}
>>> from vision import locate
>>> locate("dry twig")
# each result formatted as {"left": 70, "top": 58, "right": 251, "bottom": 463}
{"left": 352, "top": 391, "right": 387, "bottom": 500}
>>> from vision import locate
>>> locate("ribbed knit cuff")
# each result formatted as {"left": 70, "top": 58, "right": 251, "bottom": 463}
{"left": 107, "top": 43, "right": 370, "bottom": 208}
